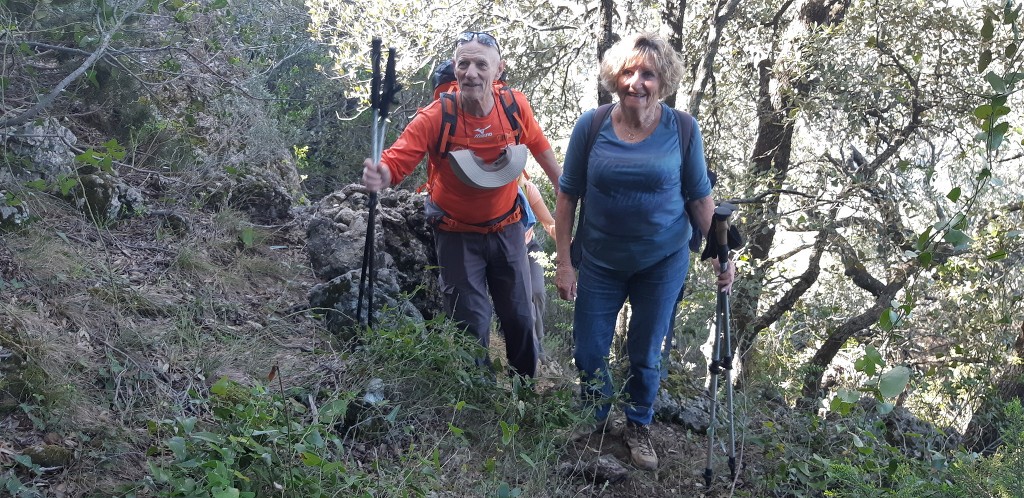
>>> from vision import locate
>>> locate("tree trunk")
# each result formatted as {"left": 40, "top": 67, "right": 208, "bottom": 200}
{"left": 661, "top": 0, "right": 687, "bottom": 109}
{"left": 597, "top": 0, "right": 617, "bottom": 106}
{"left": 731, "top": 0, "right": 851, "bottom": 381}
{"left": 687, "top": 0, "right": 741, "bottom": 115}
{"left": 964, "top": 322, "right": 1024, "bottom": 454}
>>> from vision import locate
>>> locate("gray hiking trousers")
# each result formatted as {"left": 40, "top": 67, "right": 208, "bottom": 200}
{"left": 433, "top": 221, "right": 538, "bottom": 378}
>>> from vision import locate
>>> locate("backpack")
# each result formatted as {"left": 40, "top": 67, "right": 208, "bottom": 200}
{"left": 570, "top": 104, "right": 715, "bottom": 267}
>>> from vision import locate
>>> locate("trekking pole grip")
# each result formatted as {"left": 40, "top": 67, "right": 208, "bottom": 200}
{"left": 370, "top": 38, "right": 382, "bottom": 111}
{"left": 713, "top": 206, "right": 732, "bottom": 274}
{"left": 380, "top": 47, "right": 398, "bottom": 120}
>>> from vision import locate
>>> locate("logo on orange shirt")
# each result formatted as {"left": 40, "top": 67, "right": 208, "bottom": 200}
{"left": 473, "top": 125, "right": 493, "bottom": 138}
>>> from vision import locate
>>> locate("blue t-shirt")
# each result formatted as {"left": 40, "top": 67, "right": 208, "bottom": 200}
{"left": 559, "top": 103, "right": 711, "bottom": 272}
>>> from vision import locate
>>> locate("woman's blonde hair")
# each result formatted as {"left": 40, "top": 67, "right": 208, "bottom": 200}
{"left": 599, "top": 33, "right": 684, "bottom": 101}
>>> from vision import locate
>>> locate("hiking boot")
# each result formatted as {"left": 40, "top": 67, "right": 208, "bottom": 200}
{"left": 570, "top": 415, "right": 625, "bottom": 441}
{"left": 624, "top": 423, "right": 658, "bottom": 471}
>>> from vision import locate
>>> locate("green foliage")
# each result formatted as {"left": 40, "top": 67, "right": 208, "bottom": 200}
{"left": 143, "top": 378, "right": 382, "bottom": 497}
{"left": 75, "top": 138, "right": 126, "bottom": 173}
{"left": 830, "top": 346, "right": 912, "bottom": 415}
{"left": 757, "top": 394, "right": 1024, "bottom": 497}
{"left": 943, "top": 400, "right": 1024, "bottom": 496}
{"left": 138, "top": 313, "right": 583, "bottom": 497}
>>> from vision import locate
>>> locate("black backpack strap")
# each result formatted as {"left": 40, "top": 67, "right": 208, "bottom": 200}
{"left": 585, "top": 103, "right": 615, "bottom": 161}
{"left": 674, "top": 109, "right": 718, "bottom": 252}
{"left": 572, "top": 103, "right": 616, "bottom": 266}
{"left": 673, "top": 109, "right": 716, "bottom": 188}
{"left": 497, "top": 85, "right": 522, "bottom": 144}
{"left": 674, "top": 109, "right": 693, "bottom": 162}
{"left": 436, "top": 91, "right": 458, "bottom": 156}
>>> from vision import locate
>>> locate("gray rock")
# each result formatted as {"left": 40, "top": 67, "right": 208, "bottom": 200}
{"left": 655, "top": 388, "right": 712, "bottom": 434}
{"left": 2, "top": 118, "right": 77, "bottom": 184}
{"left": 1, "top": 192, "right": 31, "bottom": 231}
{"left": 71, "top": 169, "right": 144, "bottom": 221}
{"left": 306, "top": 185, "right": 444, "bottom": 334}
{"left": 559, "top": 454, "right": 630, "bottom": 484}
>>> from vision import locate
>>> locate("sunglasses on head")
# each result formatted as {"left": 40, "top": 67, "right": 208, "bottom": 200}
{"left": 455, "top": 31, "right": 500, "bottom": 52}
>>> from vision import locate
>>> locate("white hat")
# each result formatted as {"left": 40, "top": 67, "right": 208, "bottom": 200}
{"left": 447, "top": 144, "right": 528, "bottom": 189}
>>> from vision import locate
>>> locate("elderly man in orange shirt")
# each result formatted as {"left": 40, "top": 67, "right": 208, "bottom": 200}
{"left": 362, "top": 31, "right": 560, "bottom": 378}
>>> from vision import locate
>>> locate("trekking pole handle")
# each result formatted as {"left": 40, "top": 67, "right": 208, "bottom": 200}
{"left": 370, "top": 38, "right": 382, "bottom": 111}
{"left": 380, "top": 47, "right": 398, "bottom": 120}
{"left": 714, "top": 206, "right": 732, "bottom": 275}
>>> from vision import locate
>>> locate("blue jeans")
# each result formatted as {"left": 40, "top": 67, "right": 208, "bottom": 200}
{"left": 573, "top": 248, "right": 689, "bottom": 425}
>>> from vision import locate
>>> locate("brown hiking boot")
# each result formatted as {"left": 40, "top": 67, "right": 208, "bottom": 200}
{"left": 624, "top": 423, "right": 658, "bottom": 470}
{"left": 571, "top": 414, "right": 625, "bottom": 441}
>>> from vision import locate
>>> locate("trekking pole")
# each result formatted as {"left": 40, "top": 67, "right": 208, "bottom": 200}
{"left": 357, "top": 39, "right": 400, "bottom": 328}
{"left": 704, "top": 203, "right": 737, "bottom": 487}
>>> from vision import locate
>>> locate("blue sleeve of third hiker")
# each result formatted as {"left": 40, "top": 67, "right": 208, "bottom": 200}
{"left": 558, "top": 110, "right": 596, "bottom": 198}
{"left": 682, "top": 116, "right": 712, "bottom": 202}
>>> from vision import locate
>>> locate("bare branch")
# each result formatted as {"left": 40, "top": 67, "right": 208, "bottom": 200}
{"left": 0, "top": 0, "right": 147, "bottom": 129}
{"left": 747, "top": 232, "right": 827, "bottom": 333}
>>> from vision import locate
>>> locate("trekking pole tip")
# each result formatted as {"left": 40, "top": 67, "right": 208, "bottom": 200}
{"left": 703, "top": 468, "right": 712, "bottom": 487}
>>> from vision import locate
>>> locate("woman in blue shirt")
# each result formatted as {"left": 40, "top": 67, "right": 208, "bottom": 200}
{"left": 554, "top": 33, "right": 735, "bottom": 471}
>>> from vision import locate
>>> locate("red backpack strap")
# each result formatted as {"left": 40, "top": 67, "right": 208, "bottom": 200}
{"left": 496, "top": 85, "right": 522, "bottom": 145}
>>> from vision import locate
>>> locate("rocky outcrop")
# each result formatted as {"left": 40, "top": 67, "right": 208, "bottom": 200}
{"left": 306, "top": 185, "right": 444, "bottom": 334}
{"left": 1, "top": 191, "right": 31, "bottom": 232}
{"left": 1, "top": 118, "right": 77, "bottom": 185}
{"left": 69, "top": 167, "right": 145, "bottom": 222}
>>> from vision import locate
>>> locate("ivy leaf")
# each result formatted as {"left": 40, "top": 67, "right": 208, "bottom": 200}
{"left": 878, "top": 308, "right": 897, "bottom": 332}
{"left": 917, "top": 251, "right": 933, "bottom": 267}
{"left": 946, "top": 187, "right": 961, "bottom": 202}
{"left": 878, "top": 366, "right": 911, "bottom": 399}
{"left": 987, "top": 122, "right": 1010, "bottom": 150}
{"left": 986, "top": 250, "right": 1007, "bottom": 261}
{"left": 985, "top": 71, "right": 1007, "bottom": 94}
{"left": 855, "top": 345, "right": 884, "bottom": 376}
{"left": 943, "top": 229, "right": 971, "bottom": 249}
{"left": 167, "top": 436, "right": 188, "bottom": 461}
{"left": 978, "top": 49, "right": 993, "bottom": 73}
{"left": 1006, "top": 1, "right": 1021, "bottom": 24}
{"left": 982, "top": 15, "right": 995, "bottom": 41}
{"left": 212, "top": 487, "right": 240, "bottom": 498}
{"left": 974, "top": 104, "right": 993, "bottom": 120}
{"left": 915, "top": 227, "right": 933, "bottom": 252}
{"left": 210, "top": 376, "right": 232, "bottom": 395}
{"left": 300, "top": 452, "right": 323, "bottom": 467}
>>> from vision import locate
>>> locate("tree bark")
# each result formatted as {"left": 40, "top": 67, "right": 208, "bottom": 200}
{"left": 797, "top": 265, "right": 911, "bottom": 406}
{"left": 964, "top": 322, "right": 1024, "bottom": 454}
{"left": 731, "top": 0, "right": 852, "bottom": 381}
{"left": 662, "top": 0, "right": 687, "bottom": 109}
{"left": 687, "top": 0, "right": 742, "bottom": 115}
{"left": 597, "top": 0, "right": 617, "bottom": 106}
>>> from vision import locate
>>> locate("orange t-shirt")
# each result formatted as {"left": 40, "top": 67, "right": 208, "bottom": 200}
{"left": 380, "top": 89, "right": 552, "bottom": 225}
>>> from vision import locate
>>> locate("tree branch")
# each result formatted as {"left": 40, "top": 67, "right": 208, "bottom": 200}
{"left": 0, "top": 0, "right": 146, "bottom": 129}
{"left": 747, "top": 232, "right": 827, "bottom": 333}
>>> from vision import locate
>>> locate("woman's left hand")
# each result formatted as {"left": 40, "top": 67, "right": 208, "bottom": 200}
{"left": 712, "top": 258, "right": 736, "bottom": 294}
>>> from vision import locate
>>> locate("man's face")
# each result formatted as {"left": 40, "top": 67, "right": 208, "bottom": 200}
{"left": 453, "top": 40, "right": 504, "bottom": 103}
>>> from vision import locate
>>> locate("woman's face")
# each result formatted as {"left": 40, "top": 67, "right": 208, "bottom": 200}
{"left": 616, "top": 56, "right": 661, "bottom": 112}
